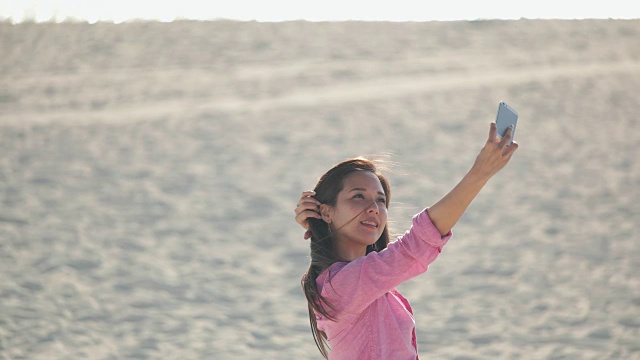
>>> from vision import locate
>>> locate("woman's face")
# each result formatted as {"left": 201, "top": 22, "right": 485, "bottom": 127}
{"left": 324, "top": 171, "right": 388, "bottom": 248}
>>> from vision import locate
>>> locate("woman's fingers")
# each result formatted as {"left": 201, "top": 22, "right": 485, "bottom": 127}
{"left": 295, "top": 197, "right": 321, "bottom": 216}
{"left": 295, "top": 209, "right": 321, "bottom": 222}
{"left": 502, "top": 141, "right": 519, "bottom": 157}
{"left": 488, "top": 122, "right": 515, "bottom": 149}
{"left": 498, "top": 125, "right": 513, "bottom": 148}
{"left": 295, "top": 191, "right": 322, "bottom": 232}
{"left": 488, "top": 122, "right": 498, "bottom": 143}
{"left": 296, "top": 191, "right": 320, "bottom": 207}
{"left": 295, "top": 209, "right": 322, "bottom": 229}
{"left": 296, "top": 198, "right": 321, "bottom": 210}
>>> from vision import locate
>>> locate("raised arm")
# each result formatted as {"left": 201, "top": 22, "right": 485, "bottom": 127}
{"left": 428, "top": 122, "right": 519, "bottom": 236}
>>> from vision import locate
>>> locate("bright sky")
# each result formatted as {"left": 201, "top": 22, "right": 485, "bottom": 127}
{"left": 1, "top": 0, "right": 639, "bottom": 23}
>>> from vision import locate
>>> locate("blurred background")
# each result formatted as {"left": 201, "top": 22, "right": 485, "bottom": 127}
{"left": 1, "top": 2, "right": 639, "bottom": 359}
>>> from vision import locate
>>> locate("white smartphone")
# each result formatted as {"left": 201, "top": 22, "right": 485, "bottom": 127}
{"left": 495, "top": 101, "right": 518, "bottom": 145}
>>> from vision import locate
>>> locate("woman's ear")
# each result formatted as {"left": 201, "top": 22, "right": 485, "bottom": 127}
{"left": 319, "top": 204, "right": 332, "bottom": 224}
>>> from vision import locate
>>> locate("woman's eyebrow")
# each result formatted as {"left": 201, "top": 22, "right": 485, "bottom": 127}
{"left": 349, "top": 188, "right": 386, "bottom": 196}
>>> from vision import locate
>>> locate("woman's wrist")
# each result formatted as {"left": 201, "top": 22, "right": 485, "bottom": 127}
{"left": 465, "top": 167, "right": 490, "bottom": 187}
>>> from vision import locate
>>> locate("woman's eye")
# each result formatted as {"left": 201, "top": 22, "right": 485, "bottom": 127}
{"left": 377, "top": 198, "right": 386, "bottom": 204}
{"left": 353, "top": 194, "right": 364, "bottom": 199}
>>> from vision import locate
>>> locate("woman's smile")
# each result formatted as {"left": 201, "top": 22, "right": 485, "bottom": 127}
{"left": 359, "top": 218, "right": 379, "bottom": 229}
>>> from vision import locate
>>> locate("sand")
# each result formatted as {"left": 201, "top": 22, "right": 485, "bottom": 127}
{"left": 0, "top": 19, "right": 639, "bottom": 359}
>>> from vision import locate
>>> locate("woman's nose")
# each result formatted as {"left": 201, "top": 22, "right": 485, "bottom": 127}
{"left": 367, "top": 201, "right": 379, "bottom": 214}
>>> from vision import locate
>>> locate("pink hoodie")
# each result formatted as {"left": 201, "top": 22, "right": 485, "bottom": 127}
{"left": 315, "top": 209, "right": 451, "bottom": 359}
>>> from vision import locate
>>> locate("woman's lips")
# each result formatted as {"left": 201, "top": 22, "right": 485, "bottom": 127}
{"left": 360, "top": 220, "right": 378, "bottom": 228}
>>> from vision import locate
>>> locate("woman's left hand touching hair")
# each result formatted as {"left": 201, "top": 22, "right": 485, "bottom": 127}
{"left": 295, "top": 190, "right": 322, "bottom": 239}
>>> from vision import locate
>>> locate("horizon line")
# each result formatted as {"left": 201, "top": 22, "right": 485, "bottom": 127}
{"left": 2, "top": 15, "right": 639, "bottom": 25}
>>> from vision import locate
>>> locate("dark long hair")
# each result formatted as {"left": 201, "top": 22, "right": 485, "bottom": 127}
{"left": 300, "top": 157, "right": 391, "bottom": 359}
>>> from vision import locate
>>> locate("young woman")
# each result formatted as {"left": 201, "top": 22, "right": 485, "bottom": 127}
{"left": 295, "top": 122, "right": 519, "bottom": 359}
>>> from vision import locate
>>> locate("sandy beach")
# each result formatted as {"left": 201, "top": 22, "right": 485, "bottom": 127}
{"left": 1, "top": 19, "right": 639, "bottom": 359}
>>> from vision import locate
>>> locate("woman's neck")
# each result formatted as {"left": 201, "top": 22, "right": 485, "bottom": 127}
{"left": 334, "top": 239, "right": 367, "bottom": 261}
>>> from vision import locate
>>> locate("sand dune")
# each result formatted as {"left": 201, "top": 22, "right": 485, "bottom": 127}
{"left": 1, "top": 19, "right": 639, "bottom": 359}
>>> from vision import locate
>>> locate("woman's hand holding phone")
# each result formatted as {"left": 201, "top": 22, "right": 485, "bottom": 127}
{"left": 471, "top": 122, "right": 519, "bottom": 180}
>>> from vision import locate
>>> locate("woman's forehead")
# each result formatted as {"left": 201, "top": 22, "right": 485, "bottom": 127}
{"left": 341, "top": 171, "right": 385, "bottom": 194}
